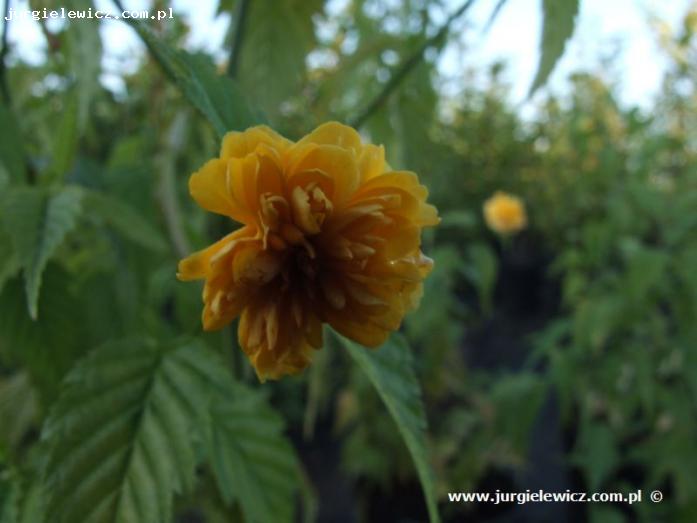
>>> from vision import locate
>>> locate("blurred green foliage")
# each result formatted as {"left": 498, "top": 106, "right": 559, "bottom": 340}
{"left": 1, "top": 1, "right": 697, "bottom": 522}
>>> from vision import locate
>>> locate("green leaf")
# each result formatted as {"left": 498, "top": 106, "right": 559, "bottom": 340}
{"left": 65, "top": 0, "right": 102, "bottom": 127}
{"left": 1, "top": 186, "right": 83, "bottom": 318}
{"left": 0, "top": 103, "right": 26, "bottom": 184}
{"left": 42, "top": 339, "right": 217, "bottom": 523}
{"left": 0, "top": 266, "right": 87, "bottom": 404}
{"left": 123, "top": 22, "right": 261, "bottom": 138}
{"left": 17, "top": 482, "right": 44, "bottom": 523}
{"left": 0, "top": 471, "right": 44, "bottom": 523}
{"left": 82, "top": 190, "right": 167, "bottom": 252}
{"left": 236, "top": 0, "right": 321, "bottom": 118}
{"left": 340, "top": 333, "right": 440, "bottom": 523}
{"left": 529, "top": 0, "right": 579, "bottom": 95}
{"left": 0, "top": 228, "right": 20, "bottom": 296}
{"left": 489, "top": 373, "right": 546, "bottom": 452}
{"left": 572, "top": 422, "right": 618, "bottom": 492}
{"left": 0, "top": 469, "right": 21, "bottom": 523}
{"left": 46, "top": 94, "right": 79, "bottom": 184}
{"left": 207, "top": 380, "right": 299, "bottom": 523}
{"left": 0, "top": 373, "right": 39, "bottom": 451}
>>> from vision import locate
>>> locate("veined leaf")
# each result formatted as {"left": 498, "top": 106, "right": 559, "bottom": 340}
{"left": 207, "top": 380, "right": 299, "bottom": 523}
{"left": 0, "top": 103, "right": 26, "bottom": 184}
{"left": 82, "top": 190, "right": 167, "bottom": 252}
{"left": 235, "top": 0, "right": 321, "bottom": 118}
{"left": 42, "top": 339, "right": 218, "bottom": 523}
{"left": 529, "top": 0, "right": 579, "bottom": 95}
{"left": 1, "top": 186, "right": 83, "bottom": 319}
{"left": 123, "top": 21, "right": 261, "bottom": 138}
{"left": 0, "top": 471, "right": 44, "bottom": 523}
{"left": 0, "top": 266, "right": 86, "bottom": 405}
{"left": 340, "top": 333, "right": 440, "bottom": 523}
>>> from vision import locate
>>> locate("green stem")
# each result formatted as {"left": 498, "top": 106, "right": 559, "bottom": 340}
{"left": 226, "top": 0, "right": 251, "bottom": 79}
{"left": 0, "top": 0, "right": 11, "bottom": 104}
{"left": 349, "top": 0, "right": 476, "bottom": 129}
{"left": 156, "top": 112, "right": 192, "bottom": 258}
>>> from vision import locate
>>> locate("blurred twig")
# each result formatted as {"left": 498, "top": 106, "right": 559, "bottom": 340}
{"left": 349, "top": 0, "right": 476, "bottom": 129}
{"left": 0, "top": 0, "right": 11, "bottom": 104}
{"left": 156, "top": 111, "right": 192, "bottom": 259}
{"left": 226, "top": 0, "right": 251, "bottom": 79}
{"left": 483, "top": 0, "right": 507, "bottom": 34}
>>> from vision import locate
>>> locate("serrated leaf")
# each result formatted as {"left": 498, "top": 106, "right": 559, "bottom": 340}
{"left": 1, "top": 185, "right": 83, "bottom": 318}
{"left": 123, "top": 22, "right": 261, "bottom": 138}
{"left": 42, "top": 339, "right": 217, "bottom": 523}
{"left": 207, "top": 380, "right": 299, "bottom": 523}
{"left": 340, "top": 333, "right": 440, "bottom": 523}
{"left": 529, "top": 0, "right": 579, "bottom": 95}
{"left": 0, "top": 266, "right": 86, "bottom": 404}
{"left": 236, "top": 0, "right": 321, "bottom": 118}
{"left": 82, "top": 190, "right": 167, "bottom": 252}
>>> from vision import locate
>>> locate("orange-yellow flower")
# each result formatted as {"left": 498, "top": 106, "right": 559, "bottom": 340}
{"left": 483, "top": 191, "right": 527, "bottom": 235}
{"left": 177, "top": 122, "right": 439, "bottom": 380}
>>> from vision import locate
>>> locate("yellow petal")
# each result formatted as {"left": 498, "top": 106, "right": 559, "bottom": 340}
{"left": 177, "top": 227, "right": 253, "bottom": 281}
{"left": 358, "top": 144, "right": 386, "bottom": 181}
{"left": 189, "top": 159, "right": 248, "bottom": 222}
{"left": 225, "top": 156, "right": 259, "bottom": 219}
{"left": 202, "top": 288, "right": 247, "bottom": 330}
{"left": 233, "top": 243, "right": 281, "bottom": 285}
{"left": 288, "top": 144, "right": 360, "bottom": 207}
{"left": 220, "top": 126, "right": 292, "bottom": 160}
{"left": 296, "top": 121, "right": 363, "bottom": 156}
{"left": 354, "top": 171, "right": 439, "bottom": 226}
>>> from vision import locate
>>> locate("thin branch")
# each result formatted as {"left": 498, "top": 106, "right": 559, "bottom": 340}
{"left": 483, "top": 0, "right": 507, "bottom": 34}
{"left": 349, "top": 0, "right": 476, "bottom": 129}
{"left": 0, "top": 0, "right": 11, "bottom": 104}
{"left": 226, "top": 0, "right": 251, "bottom": 79}
{"left": 156, "top": 112, "right": 192, "bottom": 259}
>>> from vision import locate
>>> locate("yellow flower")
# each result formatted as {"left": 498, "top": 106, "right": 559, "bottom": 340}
{"left": 483, "top": 191, "right": 527, "bottom": 235}
{"left": 178, "top": 122, "right": 439, "bottom": 380}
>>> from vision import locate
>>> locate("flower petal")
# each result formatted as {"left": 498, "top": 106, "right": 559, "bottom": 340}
{"left": 221, "top": 125, "right": 292, "bottom": 160}
{"left": 189, "top": 159, "right": 248, "bottom": 221}
{"left": 358, "top": 144, "right": 386, "bottom": 182}
{"left": 289, "top": 144, "right": 360, "bottom": 206}
{"left": 177, "top": 227, "right": 254, "bottom": 281}
{"left": 296, "top": 121, "right": 363, "bottom": 156}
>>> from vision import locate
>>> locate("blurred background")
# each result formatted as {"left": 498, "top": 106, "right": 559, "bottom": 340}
{"left": 1, "top": 0, "right": 697, "bottom": 522}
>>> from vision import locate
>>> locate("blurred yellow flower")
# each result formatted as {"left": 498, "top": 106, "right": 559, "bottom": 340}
{"left": 178, "top": 122, "right": 439, "bottom": 380}
{"left": 483, "top": 191, "right": 527, "bottom": 235}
